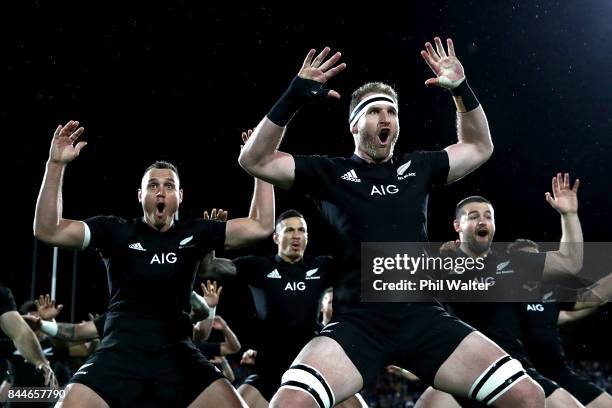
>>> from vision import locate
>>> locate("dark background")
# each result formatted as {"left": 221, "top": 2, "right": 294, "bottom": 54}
{"left": 4, "top": 2, "right": 610, "bottom": 359}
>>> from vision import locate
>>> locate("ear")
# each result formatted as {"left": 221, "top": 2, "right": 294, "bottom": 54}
{"left": 272, "top": 232, "right": 279, "bottom": 245}
{"left": 138, "top": 188, "right": 143, "bottom": 203}
{"left": 179, "top": 188, "right": 184, "bottom": 204}
{"left": 350, "top": 124, "right": 358, "bottom": 135}
{"left": 453, "top": 219, "right": 461, "bottom": 233}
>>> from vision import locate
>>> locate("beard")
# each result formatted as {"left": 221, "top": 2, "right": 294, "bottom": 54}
{"left": 361, "top": 134, "right": 396, "bottom": 162}
{"left": 466, "top": 235, "right": 492, "bottom": 255}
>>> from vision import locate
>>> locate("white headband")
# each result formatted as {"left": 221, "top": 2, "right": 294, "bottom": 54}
{"left": 349, "top": 93, "right": 398, "bottom": 128}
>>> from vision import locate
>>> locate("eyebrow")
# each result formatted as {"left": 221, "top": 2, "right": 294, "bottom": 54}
{"left": 467, "top": 210, "right": 491, "bottom": 216}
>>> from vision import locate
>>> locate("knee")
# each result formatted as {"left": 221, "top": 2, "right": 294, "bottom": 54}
{"left": 498, "top": 378, "right": 545, "bottom": 408}
{"left": 270, "top": 388, "right": 317, "bottom": 408}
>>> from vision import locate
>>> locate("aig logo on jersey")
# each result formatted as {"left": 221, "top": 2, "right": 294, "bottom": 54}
{"left": 371, "top": 184, "right": 399, "bottom": 196}
{"left": 396, "top": 160, "right": 416, "bottom": 180}
{"left": 285, "top": 281, "right": 306, "bottom": 291}
{"left": 150, "top": 252, "right": 177, "bottom": 264}
{"left": 526, "top": 303, "right": 544, "bottom": 312}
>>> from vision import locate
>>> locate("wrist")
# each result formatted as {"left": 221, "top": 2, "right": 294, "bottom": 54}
{"left": 450, "top": 78, "right": 480, "bottom": 112}
{"left": 267, "top": 76, "right": 327, "bottom": 126}
{"left": 40, "top": 319, "right": 59, "bottom": 337}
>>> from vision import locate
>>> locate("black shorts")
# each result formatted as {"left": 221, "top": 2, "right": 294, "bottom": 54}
{"left": 242, "top": 373, "right": 279, "bottom": 402}
{"left": 70, "top": 337, "right": 224, "bottom": 408}
{"left": 546, "top": 366, "right": 604, "bottom": 405}
{"left": 318, "top": 302, "right": 474, "bottom": 386}
{"left": 524, "top": 366, "right": 559, "bottom": 397}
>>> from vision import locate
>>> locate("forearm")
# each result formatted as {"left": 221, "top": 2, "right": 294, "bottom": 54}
{"left": 13, "top": 328, "right": 48, "bottom": 367}
{"left": 559, "top": 213, "right": 583, "bottom": 273}
{"left": 221, "top": 358, "right": 235, "bottom": 382}
{"left": 456, "top": 107, "right": 493, "bottom": 156}
{"left": 247, "top": 177, "right": 275, "bottom": 233}
{"left": 34, "top": 161, "right": 66, "bottom": 240}
{"left": 221, "top": 327, "right": 241, "bottom": 354}
{"left": 193, "top": 319, "right": 213, "bottom": 342}
{"left": 239, "top": 118, "right": 286, "bottom": 174}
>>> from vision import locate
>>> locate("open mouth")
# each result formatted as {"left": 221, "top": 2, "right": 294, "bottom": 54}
{"left": 476, "top": 229, "right": 489, "bottom": 239}
{"left": 156, "top": 202, "right": 166, "bottom": 217}
{"left": 378, "top": 129, "right": 390, "bottom": 144}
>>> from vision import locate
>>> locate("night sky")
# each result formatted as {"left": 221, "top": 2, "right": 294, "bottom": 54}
{"left": 5, "top": 2, "right": 611, "bottom": 357}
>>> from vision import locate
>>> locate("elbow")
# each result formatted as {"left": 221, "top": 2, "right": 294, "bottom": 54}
{"left": 238, "top": 150, "right": 255, "bottom": 174}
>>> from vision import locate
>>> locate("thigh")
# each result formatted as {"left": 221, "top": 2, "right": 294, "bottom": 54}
{"left": 238, "top": 382, "right": 269, "bottom": 408}
{"left": 55, "top": 383, "right": 109, "bottom": 408}
{"left": 188, "top": 378, "right": 247, "bottom": 408}
{"left": 279, "top": 336, "right": 365, "bottom": 406}
{"left": 433, "top": 331, "right": 509, "bottom": 396}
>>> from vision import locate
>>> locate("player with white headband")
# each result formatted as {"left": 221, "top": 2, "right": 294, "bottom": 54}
{"left": 239, "top": 37, "right": 545, "bottom": 407}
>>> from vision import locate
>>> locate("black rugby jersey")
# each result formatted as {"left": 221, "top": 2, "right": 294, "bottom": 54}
{"left": 234, "top": 254, "right": 334, "bottom": 342}
{"left": 84, "top": 216, "right": 225, "bottom": 340}
{"left": 292, "top": 152, "right": 448, "bottom": 305}
{"left": 449, "top": 250, "right": 546, "bottom": 360}
{"left": 519, "top": 289, "right": 576, "bottom": 373}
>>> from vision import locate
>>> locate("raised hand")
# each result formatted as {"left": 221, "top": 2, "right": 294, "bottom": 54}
{"left": 439, "top": 240, "right": 461, "bottom": 256}
{"left": 420, "top": 37, "right": 465, "bottom": 89}
{"left": 297, "top": 47, "right": 346, "bottom": 99}
{"left": 201, "top": 280, "right": 223, "bottom": 308}
{"left": 203, "top": 208, "right": 228, "bottom": 222}
{"left": 545, "top": 173, "right": 580, "bottom": 215}
{"left": 36, "top": 294, "right": 63, "bottom": 321}
{"left": 49, "top": 120, "right": 87, "bottom": 164}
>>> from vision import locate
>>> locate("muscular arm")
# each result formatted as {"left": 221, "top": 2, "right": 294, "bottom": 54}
{"left": 224, "top": 177, "right": 275, "bottom": 250}
{"left": 543, "top": 174, "right": 583, "bottom": 279}
{"left": 238, "top": 119, "right": 296, "bottom": 189}
{"left": 218, "top": 322, "right": 241, "bottom": 356}
{"left": 445, "top": 107, "right": 493, "bottom": 183}
{"left": 33, "top": 122, "right": 88, "bottom": 250}
{"left": 0, "top": 312, "right": 48, "bottom": 368}
{"left": 55, "top": 321, "right": 99, "bottom": 341}
{"left": 198, "top": 251, "right": 237, "bottom": 279}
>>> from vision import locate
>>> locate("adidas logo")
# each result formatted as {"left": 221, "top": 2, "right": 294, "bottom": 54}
{"left": 341, "top": 169, "right": 361, "bottom": 183}
{"left": 128, "top": 242, "right": 146, "bottom": 251}
{"left": 266, "top": 269, "right": 281, "bottom": 279}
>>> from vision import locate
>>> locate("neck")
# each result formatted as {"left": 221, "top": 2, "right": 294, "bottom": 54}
{"left": 353, "top": 148, "right": 392, "bottom": 164}
{"left": 279, "top": 253, "right": 303, "bottom": 264}
{"left": 143, "top": 216, "right": 173, "bottom": 232}
{"left": 459, "top": 242, "right": 490, "bottom": 258}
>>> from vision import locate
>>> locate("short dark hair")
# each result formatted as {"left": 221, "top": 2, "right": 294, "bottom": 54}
{"left": 19, "top": 300, "right": 37, "bottom": 314}
{"left": 349, "top": 82, "right": 398, "bottom": 119}
{"left": 143, "top": 161, "right": 180, "bottom": 182}
{"left": 507, "top": 239, "right": 539, "bottom": 254}
{"left": 455, "top": 196, "right": 492, "bottom": 218}
{"left": 275, "top": 209, "right": 305, "bottom": 229}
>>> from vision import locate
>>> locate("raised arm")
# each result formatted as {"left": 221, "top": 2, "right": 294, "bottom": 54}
{"left": 213, "top": 315, "right": 242, "bottom": 356}
{"left": 225, "top": 130, "right": 276, "bottom": 250}
{"left": 542, "top": 173, "right": 583, "bottom": 278}
{"left": 0, "top": 311, "right": 58, "bottom": 387}
{"left": 421, "top": 37, "right": 493, "bottom": 183}
{"left": 33, "top": 120, "right": 89, "bottom": 250}
{"left": 238, "top": 48, "right": 346, "bottom": 189}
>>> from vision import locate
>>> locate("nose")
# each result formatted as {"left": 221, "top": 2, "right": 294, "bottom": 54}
{"left": 379, "top": 110, "right": 390, "bottom": 124}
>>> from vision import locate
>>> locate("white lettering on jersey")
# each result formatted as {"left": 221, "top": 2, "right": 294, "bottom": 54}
{"left": 150, "top": 252, "right": 177, "bottom": 264}
{"left": 370, "top": 184, "right": 399, "bottom": 196}
{"left": 284, "top": 282, "right": 306, "bottom": 291}
{"left": 526, "top": 304, "right": 544, "bottom": 312}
